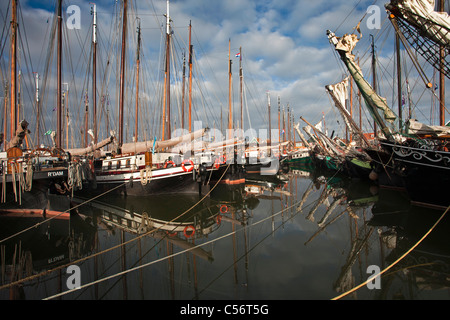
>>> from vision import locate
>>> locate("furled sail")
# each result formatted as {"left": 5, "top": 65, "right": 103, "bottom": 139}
{"left": 120, "top": 128, "right": 209, "bottom": 154}
{"left": 65, "top": 136, "right": 115, "bottom": 156}
{"left": 406, "top": 119, "right": 450, "bottom": 137}
{"left": 327, "top": 31, "right": 397, "bottom": 140}
{"left": 326, "top": 78, "right": 371, "bottom": 147}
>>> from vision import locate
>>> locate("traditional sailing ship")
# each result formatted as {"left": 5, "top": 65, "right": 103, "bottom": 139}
{"left": 327, "top": 0, "right": 450, "bottom": 210}
{"left": 70, "top": 0, "right": 229, "bottom": 197}
{"left": 1, "top": 0, "right": 70, "bottom": 211}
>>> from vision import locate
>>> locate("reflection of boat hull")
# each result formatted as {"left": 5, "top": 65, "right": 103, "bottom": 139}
{"left": 0, "top": 208, "right": 71, "bottom": 271}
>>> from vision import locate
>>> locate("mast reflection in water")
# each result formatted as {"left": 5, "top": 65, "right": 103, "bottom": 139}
{"left": 1, "top": 164, "right": 450, "bottom": 300}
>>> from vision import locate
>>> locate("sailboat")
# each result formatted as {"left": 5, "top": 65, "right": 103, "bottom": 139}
{"left": 327, "top": 0, "right": 450, "bottom": 210}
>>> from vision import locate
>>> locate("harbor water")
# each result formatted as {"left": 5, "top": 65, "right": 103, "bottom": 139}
{"left": 1, "top": 165, "right": 449, "bottom": 301}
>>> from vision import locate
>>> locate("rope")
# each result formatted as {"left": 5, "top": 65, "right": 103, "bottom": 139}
{"left": 331, "top": 204, "right": 450, "bottom": 300}
{"left": 0, "top": 163, "right": 232, "bottom": 292}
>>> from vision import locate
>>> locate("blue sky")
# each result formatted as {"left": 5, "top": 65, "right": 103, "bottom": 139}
{"left": 1, "top": 0, "right": 449, "bottom": 146}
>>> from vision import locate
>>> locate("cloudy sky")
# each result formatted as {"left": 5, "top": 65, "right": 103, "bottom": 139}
{"left": 0, "top": 0, "right": 449, "bottom": 147}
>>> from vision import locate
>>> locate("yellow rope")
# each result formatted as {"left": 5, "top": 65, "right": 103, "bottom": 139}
{"left": 332, "top": 205, "right": 450, "bottom": 300}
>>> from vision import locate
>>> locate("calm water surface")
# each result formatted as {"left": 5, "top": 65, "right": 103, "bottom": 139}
{"left": 1, "top": 166, "right": 450, "bottom": 300}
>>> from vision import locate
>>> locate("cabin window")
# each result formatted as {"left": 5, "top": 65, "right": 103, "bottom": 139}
{"left": 107, "top": 162, "right": 112, "bottom": 170}
{"left": 116, "top": 161, "right": 121, "bottom": 169}
{"left": 126, "top": 159, "right": 131, "bottom": 168}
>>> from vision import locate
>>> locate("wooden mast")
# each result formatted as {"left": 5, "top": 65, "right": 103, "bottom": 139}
{"left": 278, "top": 96, "right": 280, "bottom": 156}
{"left": 439, "top": 0, "right": 446, "bottom": 126}
{"left": 34, "top": 72, "right": 40, "bottom": 146}
{"left": 182, "top": 51, "right": 186, "bottom": 130}
{"left": 118, "top": 0, "right": 128, "bottom": 148}
{"left": 135, "top": 19, "right": 141, "bottom": 141}
{"left": 188, "top": 21, "right": 193, "bottom": 133}
{"left": 92, "top": 3, "right": 98, "bottom": 144}
{"left": 267, "top": 92, "right": 271, "bottom": 156}
{"left": 396, "top": 31, "right": 402, "bottom": 132}
{"left": 371, "top": 35, "right": 377, "bottom": 138}
{"left": 10, "top": 0, "right": 17, "bottom": 142}
{"left": 163, "top": 0, "right": 171, "bottom": 140}
{"left": 239, "top": 46, "right": 243, "bottom": 131}
{"left": 57, "top": 0, "right": 62, "bottom": 149}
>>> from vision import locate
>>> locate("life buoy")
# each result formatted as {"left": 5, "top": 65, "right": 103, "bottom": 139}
{"left": 183, "top": 225, "right": 196, "bottom": 238}
{"left": 219, "top": 155, "right": 226, "bottom": 164}
{"left": 181, "top": 159, "right": 194, "bottom": 172}
{"left": 164, "top": 160, "right": 176, "bottom": 168}
{"left": 220, "top": 204, "right": 229, "bottom": 214}
{"left": 214, "top": 158, "right": 220, "bottom": 169}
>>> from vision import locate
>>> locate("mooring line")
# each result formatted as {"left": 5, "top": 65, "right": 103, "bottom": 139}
{"left": 331, "top": 204, "right": 450, "bottom": 300}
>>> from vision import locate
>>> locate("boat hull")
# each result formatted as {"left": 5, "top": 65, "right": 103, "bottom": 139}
{"left": 379, "top": 140, "right": 450, "bottom": 210}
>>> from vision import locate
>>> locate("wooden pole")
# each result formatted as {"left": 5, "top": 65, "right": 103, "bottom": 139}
{"left": 396, "top": 32, "right": 402, "bottom": 132}
{"left": 228, "top": 39, "right": 233, "bottom": 131}
{"left": 188, "top": 21, "right": 193, "bottom": 133}
{"left": 135, "top": 20, "right": 141, "bottom": 141}
{"left": 92, "top": 4, "right": 98, "bottom": 144}
{"left": 371, "top": 35, "right": 377, "bottom": 138}
{"left": 10, "top": 0, "right": 17, "bottom": 141}
{"left": 118, "top": 0, "right": 128, "bottom": 147}
{"left": 267, "top": 92, "right": 271, "bottom": 156}
{"left": 439, "top": 0, "right": 446, "bottom": 126}
{"left": 239, "top": 47, "right": 243, "bottom": 131}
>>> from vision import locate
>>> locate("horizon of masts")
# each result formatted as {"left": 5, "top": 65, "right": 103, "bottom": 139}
{"left": 3, "top": 0, "right": 298, "bottom": 154}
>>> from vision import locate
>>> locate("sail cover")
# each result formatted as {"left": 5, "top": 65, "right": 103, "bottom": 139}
{"left": 407, "top": 119, "right": 450, "bottom": 136}
{"left": 386, "top": 0, "right": 450, "bottom": 48}
{"left": 327, "top": 78, "right": 349, "bottom": 114}
{"left": 328, "top": 31, "right": 397, "bottom": 139}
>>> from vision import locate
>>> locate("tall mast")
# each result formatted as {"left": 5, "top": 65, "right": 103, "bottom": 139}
{"left": 92, "top": 3, "right": 98, "bottom": 144}
{"left": 267, "top": 92, "right": 271, "bottom": 156}
{"left": 188, "top": 21, "right": 193, "bottom": 133}
{"left": 396, "top": 31, "right": 402, "bottom": 132}
{"left": 135, "top": 19, "right": 141, "bottom": 141}
{"left": 278, "top": 96, "right": 280, "bottom": 156}
{"left": 163, "top": 0, "right": 171, "bottom": 140}
{"left": 118, "top": 0, "right": 128, "bottom": 148}
{"left": 239, "top": 46, "right": 243, "bottom": 131}
{"left": 228, "top": 39, "right": 233, "bottom": 131}
{"left": 34, "top": 72, "right": 40, "bottom": 146}
{"left": 10, "top": 0, "right": 17, "bottom": 142}
{"left": 439, "top": 0, "right": 446, "bottom": 126}
{"left": 182, "top": 51, "right": 186, "bottom": 130}
{"left": 371, "top": 35, "right": 377, "bottom": 138}
{"left": 56, "top": 0, "right": 62, "bottom": 148}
